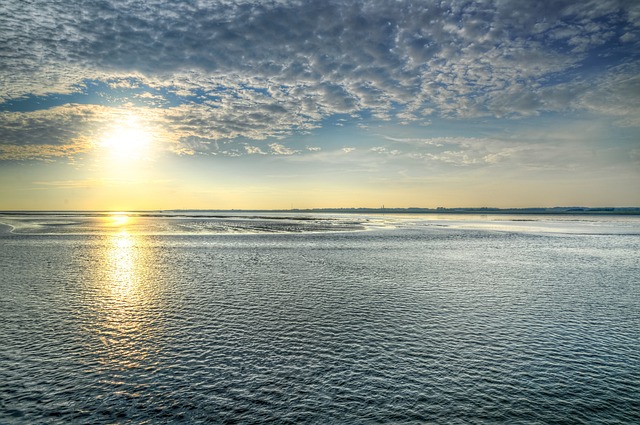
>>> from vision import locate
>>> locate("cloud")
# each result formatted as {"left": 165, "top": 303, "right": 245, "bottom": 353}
{"left": 0, "top": 103, "right": 182, "bottom": 160}
{"left": 0, "top": 140, "right": 91, "bottom": 161}
{"left": 572, "top": 68, "right": 640, "bottom": 127}
{"left": 379, "top": 128, "right": 608, "bottom": 170}
{"left": 0, "top": 0, "right": 638, "bottom": 160}
{"left": 269, "top": 143, "right": 298, "bottom": 155}
{"left": 0, "top": 105, "right": 106, "bottom": 160}
{"left": 244, "top": 145, "right": 267, "bottom": 155}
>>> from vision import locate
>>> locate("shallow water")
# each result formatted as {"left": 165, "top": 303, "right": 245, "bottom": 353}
{"left": 1, "top": 213, "right": 639, "bottom": 423}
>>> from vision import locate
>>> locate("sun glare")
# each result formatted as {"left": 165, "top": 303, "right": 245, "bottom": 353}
{"left": 100, "top": 118, "right": 151, "bottom": 160}
{"left": 108, "top": 212, "right": 132, "bottom": 227}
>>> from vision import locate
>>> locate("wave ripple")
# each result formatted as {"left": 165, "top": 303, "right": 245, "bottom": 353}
{"left": 1, "top": 217, "right": 639, "bottom": 423}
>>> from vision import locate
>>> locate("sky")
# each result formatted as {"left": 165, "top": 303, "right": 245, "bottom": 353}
{"left": 1, "top": 0, "right": 639, "bottom": 210}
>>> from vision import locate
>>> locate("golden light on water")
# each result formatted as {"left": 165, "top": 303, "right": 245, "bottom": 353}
{"left": 108, "top": 212, "right": 131, "bottom": 227}
{"left": 93, "top": 214, "right": 160, "bottom": 369}
{"left": 109, "top": 230, "right": 136, "bottom": 298}
{"left": 102, "top": 213, "right": 145, "bottom": 305}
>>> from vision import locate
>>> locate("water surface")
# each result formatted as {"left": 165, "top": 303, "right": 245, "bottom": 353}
{"left": 1, "top": 213, "right": 639, "bottom": 423}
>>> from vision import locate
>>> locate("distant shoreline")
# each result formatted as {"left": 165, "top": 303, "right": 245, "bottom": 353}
{"left": 242, "top": 207, "right": 640, "bottom": 215}
{"left": 1, "top": 207, "right": 639, "bottom": 215}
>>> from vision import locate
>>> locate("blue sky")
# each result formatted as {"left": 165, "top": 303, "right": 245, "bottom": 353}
{"left": 0, "top": 0, "right": 639, "bottom": 209}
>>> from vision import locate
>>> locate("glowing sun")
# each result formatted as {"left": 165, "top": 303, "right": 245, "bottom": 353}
{"left": 100, "top": 119, "right": 151, "bottom": 160}
{"left": 109, "top": 213, "right": 131, "bottom": 227}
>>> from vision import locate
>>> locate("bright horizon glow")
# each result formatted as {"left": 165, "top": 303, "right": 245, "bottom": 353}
{"left": 108, "top": 213, "right": 131, "bottom": 227}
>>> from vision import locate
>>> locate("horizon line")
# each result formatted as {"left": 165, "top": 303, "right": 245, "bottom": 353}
{"left": 1, "top": 206, "right": 640, "bottom": 214}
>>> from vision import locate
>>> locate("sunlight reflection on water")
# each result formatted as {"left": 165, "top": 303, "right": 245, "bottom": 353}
{"left": 92, "top": 218, "right": 160, "bottom": 373}
{"left": 108, "top": 231, "right": 136, "bottom": 298}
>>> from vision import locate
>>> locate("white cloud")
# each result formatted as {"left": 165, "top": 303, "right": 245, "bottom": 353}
{"left": 0, "top": 0, "right": 638, "bottom": 160}
{"left": 269, "top": 143, "right": 298, "bottom": 155}
{"left": 245, "top": 145, "right": 267, "bottom": 155}
{"left": 379, "top": 128, "right": 608, "bottom": 170}
{"left": 574, "top": 69, "right": 640, "bottom": 127}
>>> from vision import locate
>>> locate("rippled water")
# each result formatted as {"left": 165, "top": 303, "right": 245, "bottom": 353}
{"left": 1, "top": 212, "right": 639, "bottom": 423}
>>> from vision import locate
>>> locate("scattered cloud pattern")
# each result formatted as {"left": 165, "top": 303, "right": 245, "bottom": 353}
{"left": 0, "top": 0, "right": 639, "bottom": 164}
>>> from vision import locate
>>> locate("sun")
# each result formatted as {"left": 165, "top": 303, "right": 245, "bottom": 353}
{"left": 109, "top": 212, "right": 130, "bottom": 227}
{"left": 100, "top": 118, "right": 151, "bottom": 160}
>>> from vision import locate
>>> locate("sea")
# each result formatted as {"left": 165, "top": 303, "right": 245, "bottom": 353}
{"left": 1, "top": 212, "right": 639, "bottom": 424}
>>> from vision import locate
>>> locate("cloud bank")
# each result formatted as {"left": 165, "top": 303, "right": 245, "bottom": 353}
{"left": 1, "top": 0, "right": 639, "bottom": 159}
